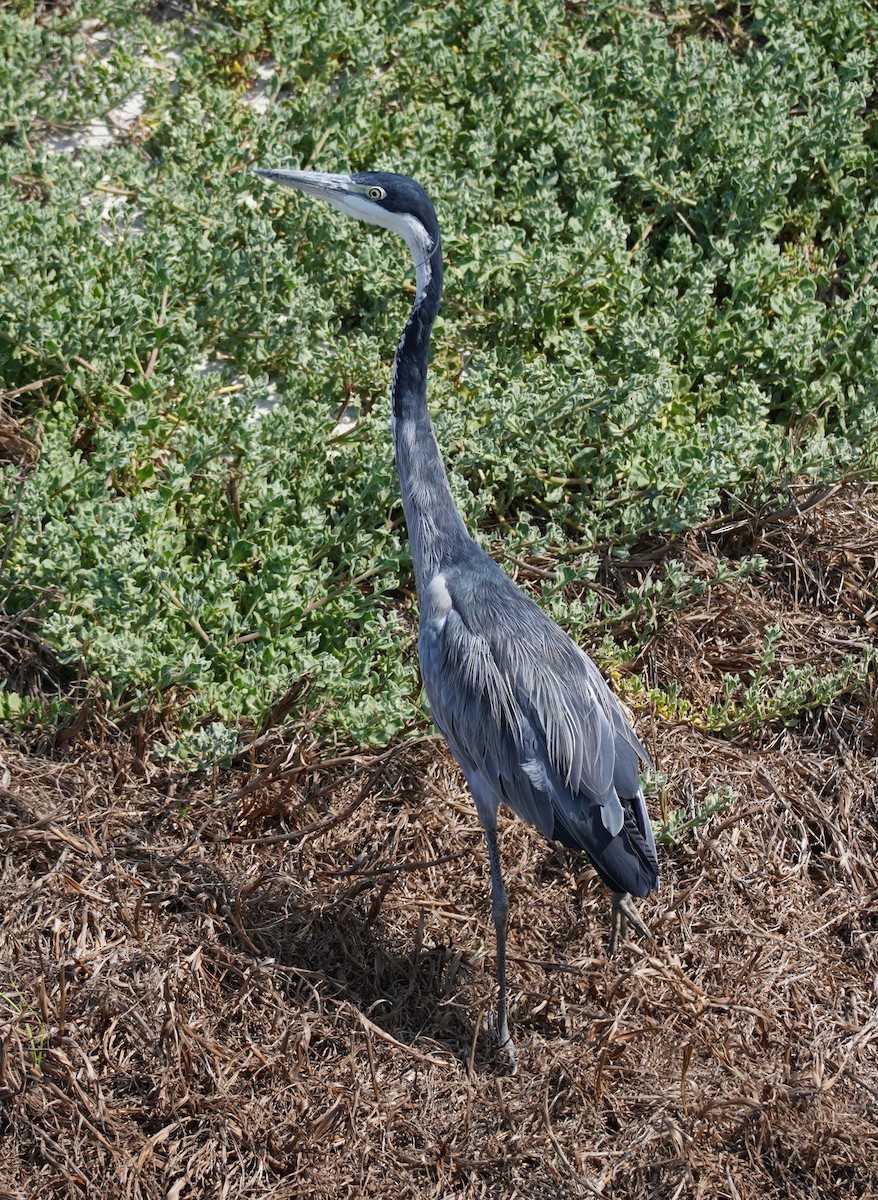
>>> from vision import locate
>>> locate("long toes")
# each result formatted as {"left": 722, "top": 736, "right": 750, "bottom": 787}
{"left": 609, "top": 893, "right": 652, "bottom": 951}
{"left": 623, "top": 906, "right": 652, "bottom": 942}
{"left": 608, "top": 905, "right": 623, "bottom": 955}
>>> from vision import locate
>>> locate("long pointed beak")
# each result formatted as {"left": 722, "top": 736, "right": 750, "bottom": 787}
{"left": 252, "top": 168, "right": 352, "bottom": 200}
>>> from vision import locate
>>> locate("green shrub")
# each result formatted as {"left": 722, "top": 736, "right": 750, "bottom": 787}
{"left": 1, "top": 1, "right": 876, "bottom": 744}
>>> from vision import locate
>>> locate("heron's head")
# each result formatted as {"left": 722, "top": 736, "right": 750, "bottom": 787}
{"left": 254, "top": 168, "right": 440, "bottom": 271}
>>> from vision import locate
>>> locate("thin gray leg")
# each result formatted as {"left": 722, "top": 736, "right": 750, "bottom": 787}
{"left": 484, "top": 822, "right": 515, "bottom": 1064}
{"left": 609, "top": 891, "right": 652, "bottom": 954}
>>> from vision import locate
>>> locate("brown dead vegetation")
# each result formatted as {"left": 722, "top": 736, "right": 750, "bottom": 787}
{"left": 1, "top": 486, "right": 877, "bottom": 1199}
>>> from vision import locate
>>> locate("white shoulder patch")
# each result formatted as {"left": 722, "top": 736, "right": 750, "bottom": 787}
{"left": 425, "top": 572, "right": 453, "bottom": 628}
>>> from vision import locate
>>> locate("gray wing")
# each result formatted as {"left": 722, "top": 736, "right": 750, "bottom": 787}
{"left": 418, "top": 560, "right": 658, "bottom": 893}
{"left": 419, "top": 580, "right": 559, "bottom": 839}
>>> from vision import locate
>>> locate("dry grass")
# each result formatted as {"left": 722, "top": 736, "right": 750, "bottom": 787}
{"left": 1, "top": 487, "right": 877, "bottom": 1199}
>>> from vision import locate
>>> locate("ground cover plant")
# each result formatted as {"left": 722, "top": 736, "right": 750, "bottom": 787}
{"left": 1, "top": 0, "right": 877, "bottom": 1196}
{"left": 1, "top": 0, "right": 877, "bottom": 749}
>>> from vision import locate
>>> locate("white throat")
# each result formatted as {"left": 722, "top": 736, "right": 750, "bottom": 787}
{"left": 361, "top": 208, "right": 434, "bottom": 301}
{"left": 328, "top": 191, "right": 435, "bottom": 301}
{"left": 395, "top": 214, "right": 435, "bottom": 302}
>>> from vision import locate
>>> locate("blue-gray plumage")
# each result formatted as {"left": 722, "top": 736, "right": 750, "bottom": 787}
{"left": 254, "top": 167, "right": 659, "bottom": 1061}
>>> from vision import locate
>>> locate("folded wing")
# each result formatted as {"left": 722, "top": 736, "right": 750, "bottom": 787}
{"left": 419, "top": 563, "right": 658, "bottom": 897}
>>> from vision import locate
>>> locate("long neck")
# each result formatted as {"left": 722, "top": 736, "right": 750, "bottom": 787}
{"left": 392, "top": 240, "right": 471, "bottom": 596}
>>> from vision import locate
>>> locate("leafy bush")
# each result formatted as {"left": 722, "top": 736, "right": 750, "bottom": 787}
{"left": 1, "top": 0, "right": 876, "bottom": 744}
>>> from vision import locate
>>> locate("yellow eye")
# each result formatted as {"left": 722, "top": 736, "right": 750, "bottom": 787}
{"left": 368, "top": 186, "right": 386, "bottom": 201}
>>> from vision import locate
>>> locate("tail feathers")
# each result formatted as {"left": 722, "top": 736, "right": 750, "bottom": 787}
{"left": 552, "top": 793, "right": 659, "bottom": 898}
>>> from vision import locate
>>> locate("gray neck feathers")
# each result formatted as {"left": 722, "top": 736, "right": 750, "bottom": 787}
{"left": 390, "top": 221, "right": 470, "bottom": 594}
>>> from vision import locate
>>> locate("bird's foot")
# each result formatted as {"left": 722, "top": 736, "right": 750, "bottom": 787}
{"left": 496, "top": 1032, "right": 517, "bottom": 1070}
{"left": 496, "top": 1032, "right": 518, "bottom": 1070}
{"left": 487, "top": 1012, "right": 517, "bottom": 1070}
{"left": 608, "top": 892, "right": 652, "bottom": 955}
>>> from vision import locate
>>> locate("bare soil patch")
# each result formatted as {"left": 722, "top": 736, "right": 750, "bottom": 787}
{"left": 2, "top": 488, "right": 877, "bottom": 1199}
